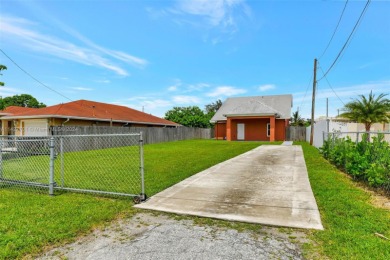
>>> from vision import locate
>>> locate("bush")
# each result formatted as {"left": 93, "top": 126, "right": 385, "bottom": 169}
{"left": 320, "top": 133, "right": 390, "bottom": 191}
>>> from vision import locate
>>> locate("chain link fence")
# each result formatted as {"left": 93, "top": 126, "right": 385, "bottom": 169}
{"left": 0, "top": 134, "right": 145, "bottom": 201}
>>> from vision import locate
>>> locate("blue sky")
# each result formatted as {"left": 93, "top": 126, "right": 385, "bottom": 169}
{"left": 0, "top": 0, "right": 389, "bottom": 119}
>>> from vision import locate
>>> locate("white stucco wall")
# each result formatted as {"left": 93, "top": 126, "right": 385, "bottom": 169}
{"left": 306, "top": 119, "right": 390, "bottom": 148}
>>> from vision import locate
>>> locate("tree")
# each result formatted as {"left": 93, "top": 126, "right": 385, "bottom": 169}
{"left": 204, "top": 99, "right": 223, "bottom": 126}
{"left": 165, "top": 106, "right": 210, "bottom": 128}
{"left": 0, "top": 94, "right": 46, "bottom": 110}
{"left": 205, "top": 99, "right": 222, "bottom": 115}
{"left": 290, "top": 110, "right": 305, "bottom": 126}
{"left": 340, "top": 91, "right": 390, "bottom": 132}
{"left": 0, "top": 64, "right": 7, "bottom": 86}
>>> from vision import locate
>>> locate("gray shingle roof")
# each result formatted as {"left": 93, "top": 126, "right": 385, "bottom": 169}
{"left": 210, "top": 94, "right": 293, "bottom": 122}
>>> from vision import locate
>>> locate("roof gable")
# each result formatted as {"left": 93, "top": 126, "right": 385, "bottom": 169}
{"left": 1, "top": 100, "right": 178, "bottom": 126}
{"left": 211, "top": 94, "right": 293, "bottom": 122}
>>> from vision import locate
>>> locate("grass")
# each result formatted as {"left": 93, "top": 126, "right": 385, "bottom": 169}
{"left": 143, "top": 140, "right": 277, "bottom": 196}
{"left": 0, "top": 139, "right": 266, "bottom": 259}
{"left": 298, "top": 142, "right": 390, "bottom": 260}
{"left": 2, "top": 145, "right": 140, "bottom": 194}
{"left": 6, "top": 139, "right": 387, "bottom": 259}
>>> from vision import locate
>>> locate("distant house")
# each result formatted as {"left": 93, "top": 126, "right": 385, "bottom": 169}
{"left": 0, "top": 99, "right": 179, "bottom": 136}
{"left": 210, "top": 95, "right": 292, "bottom": 141}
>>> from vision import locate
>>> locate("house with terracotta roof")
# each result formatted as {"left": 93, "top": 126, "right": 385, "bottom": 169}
{"left": 210, "top": 95, "right": 292, "bottom": 141}
{"left": 0, "top": 100, "right": 179, "bottom": 136}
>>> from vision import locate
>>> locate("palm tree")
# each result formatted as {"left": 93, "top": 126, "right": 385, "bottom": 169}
{"left": 340, "top": 91, "right": 390, "bottom": 132}
{"left": 0, "top": 64, "right": 7, "bottom": 86}
{"left": 290, "top": 110, "right": 305, "bottom": 126}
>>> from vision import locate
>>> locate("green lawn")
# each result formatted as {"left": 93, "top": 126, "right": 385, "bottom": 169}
{"left": 1, "top": 145, "right": 141, "bottom": 194}
{"left": 299, "top": 142, "right": 390, "bottom": 260}
{"left": 0, "top": 139, "right": 265, "bottom": 259}
{"left": 4, "top": 140, "right": 387, "bottom": 259}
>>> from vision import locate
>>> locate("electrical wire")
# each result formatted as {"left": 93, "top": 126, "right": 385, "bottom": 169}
{"left": 319, "top": 0, "right": 349, "bottom": 60}
{"left": 298, "top": 74, "right": 313, "bottom": 112}
{"left": 317, "top": 0, "right": 371, "bottom": 82}
{"left": 318, "top": 64, "right": 345, "bottom": 106}
{"left": 0, "top": 48, "right": 73, "bottom": 102}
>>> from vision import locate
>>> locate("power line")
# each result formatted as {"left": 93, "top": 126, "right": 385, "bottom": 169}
{"left": 317, "top": 0, "right": 371, "bottom": 82}
{"left": 0, "top": 48, "right": 73, "bottom": 102}
{"left": 298, "top": 74, "right": 313, "bottom": 113}
{"left": 0, "top": 49, "right": 124, "bottom": 117}
{"left": 318, "top": 64, "right": 345, "bottom": 106}
{"left": 319, "top": 0, "right": 349, "bottom": 60}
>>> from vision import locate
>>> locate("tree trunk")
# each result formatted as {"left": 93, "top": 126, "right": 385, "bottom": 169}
{"left": 365, "top": 123, "right": 371, "bottom": 142}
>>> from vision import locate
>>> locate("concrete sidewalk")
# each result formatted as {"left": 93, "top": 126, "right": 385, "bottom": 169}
{"left": 135, "top": 145, "right": 323, "bottom": 230}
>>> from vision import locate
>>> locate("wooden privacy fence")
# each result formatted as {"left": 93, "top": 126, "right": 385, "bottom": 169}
{"left": 50, "top": 126, "right": 214, "bottom": 145}
{"left": 286, "top": 126, "right": 306, "bottom": 141}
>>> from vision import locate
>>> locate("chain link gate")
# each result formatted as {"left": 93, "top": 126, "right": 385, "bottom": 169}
{"left": 0, "top": 133, "right": 146, "bottom": 202}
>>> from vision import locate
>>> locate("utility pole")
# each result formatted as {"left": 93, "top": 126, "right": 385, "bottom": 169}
{"left": 326, "top": 98, "right": 330, "bottom": 133}
{"left": 310, "top": 58, "right": 317, "bottom": 145}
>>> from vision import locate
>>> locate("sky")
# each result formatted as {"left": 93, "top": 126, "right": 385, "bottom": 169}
{"left": 0, "top": 0, "right": 389, "bottom": 119}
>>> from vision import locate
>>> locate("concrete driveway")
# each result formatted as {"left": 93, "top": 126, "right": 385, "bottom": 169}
{"left": 135, "top": 145, "right": 323, "bottom": 230}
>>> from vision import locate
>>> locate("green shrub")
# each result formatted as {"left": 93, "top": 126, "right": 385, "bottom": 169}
{"left": 320, "top": 133, "right": 390, "bottom": 191}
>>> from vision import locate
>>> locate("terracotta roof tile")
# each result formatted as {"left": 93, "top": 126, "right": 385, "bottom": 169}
{"left": 1, "top": 106, "right": 39, "bottom": 114}
{"left": 1, "top": 100, "right": 179, "bottom": 126}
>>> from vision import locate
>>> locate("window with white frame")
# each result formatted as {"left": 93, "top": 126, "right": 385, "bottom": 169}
{"left": 267, "top": 123, "right": 270, "bottom": 137}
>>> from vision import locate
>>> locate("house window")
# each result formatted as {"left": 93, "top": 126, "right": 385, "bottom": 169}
{"left": 267, "top": 123, "right": 270, "bottom": 137}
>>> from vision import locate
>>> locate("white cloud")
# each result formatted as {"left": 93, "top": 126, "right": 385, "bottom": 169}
{"left": 95, "top": 79, "right": 111, "bottom": 84}
{"left": 139, "top": 99, "right": 172, "bottom": 110}
{"left": 168, "top": 85, "right": 177, "bottom": 91}
{"left": 206, "top": 86, "right": 246, "bottom": 97}
{"left": 166, "top": 0, "right": 251, "bottom": 43}
{"left": 258, "top": 84, "right": 275, "bottom": 92}
{"left": 175, "top": 0, "right": 245, "bottom": 27}
{"left": 0, "top": 15, "right": 148, "bottom": 76}
{"left": 112, "top": 98, "right": 172, "bottom": 117}
{"left": 187, "top": 83, "right": 210, "bottom": 92}
{"left": 70, "top": 87, "right": 93, "bottom": 91}
{"left": 292, "top": 80, "right": 390, "bottom": 118}
{"left": 173, "top": 95, "right": 200, "bottom": 104}
{"left": 0, "top": 86, "right": 22, "bottom": 97}
{"left": 120, "top": 97, "right": 172, "bottom": 109}
{"left": 127, "top": 96, "right": 149, "bottom": 102}
{"left": 167, "top": 78, "right": 183, "bottom": 91}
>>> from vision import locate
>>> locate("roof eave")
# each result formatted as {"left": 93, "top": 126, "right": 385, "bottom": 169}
{"left": 1, "top": 115, "right": 178, "bottom": 127}
{"left": 223, "top": 113, "right": 281, "bottom": 118}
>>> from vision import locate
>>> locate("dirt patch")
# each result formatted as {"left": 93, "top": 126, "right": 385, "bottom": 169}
{"left": 336, "top": 170, "right": 390, "bottom": 210}
{"left": 365, "top": 188, "right": 390, "bottom": 210}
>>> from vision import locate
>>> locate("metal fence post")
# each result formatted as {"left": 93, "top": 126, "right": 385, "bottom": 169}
{"left": 322, "top": 131, "right": 325, "bottom": 145}
{"left": 0, "top": 137, "right": 3, "bottom": 180}
{"left": 139, "top": 132, "right": 145, "bottom": 201}
{"left": 60, "top": 137, "right": 64, "bottom": 188}
{"left": 49, "top": 137, "right": 55, "bottom": 196}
